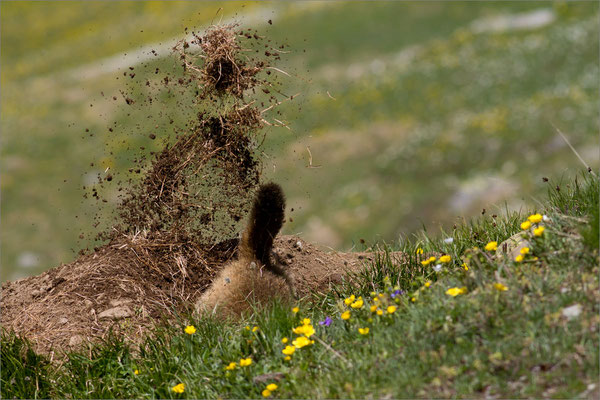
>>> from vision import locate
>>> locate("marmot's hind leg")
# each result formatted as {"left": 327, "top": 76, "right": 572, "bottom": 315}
{"left": 271, "top": 251, "right": 297, "bottom": 299}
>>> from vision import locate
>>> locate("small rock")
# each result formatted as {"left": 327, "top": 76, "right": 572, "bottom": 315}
{"left": 497, "top": 232, "right": 531, "bottom": 260}
{"left": 84, "top": 299, "right": 93, "bottom": 308}
{"left": 109, "top": 298, "right": 132, "bottom": 307}
{"left": 562, "top": 304, "right": 582, "bottom": 320}
{"left": 58, "top": 317, "right": 68, "bottom": 324}
{"left": 98, "top": 306, "right": 133, "bottom": 320}
{"left": 31, "top": 289, "right": 43, "bottom": 298}
{"left": 295, "top": 241, "right": 303, "bottom": 251}
{"left": 69, "top": 335, "right": 83, "bottom": 347}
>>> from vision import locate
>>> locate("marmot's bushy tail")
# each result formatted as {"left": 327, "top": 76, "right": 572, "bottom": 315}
{"left": 241, "top": 182, "right": 286, "bottom": 268}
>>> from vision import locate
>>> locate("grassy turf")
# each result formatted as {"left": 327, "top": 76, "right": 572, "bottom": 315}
{"left": 3, "top": 172, "right": 598, "bottom": 398}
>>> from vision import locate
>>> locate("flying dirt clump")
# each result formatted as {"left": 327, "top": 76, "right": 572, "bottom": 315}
{"left": 106, "top": 24, "right": 279, "bottom": 279}
{"left": 187, "top": 24, "right": 265, "bottom": 97}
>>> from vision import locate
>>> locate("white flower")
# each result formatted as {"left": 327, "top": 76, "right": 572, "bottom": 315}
{"left": 562, "top": 304, "right": 582, "bottom": 320}
{"left": 444, "top": 238, "right": 454, "bottom": 244}
{"left": 542, "top": 215, "right": 551, "bottom": 222}
{"left": 433, "top": 264, "right": 442, "bottom": 272}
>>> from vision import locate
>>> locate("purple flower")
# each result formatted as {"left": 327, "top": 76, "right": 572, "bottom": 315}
{"left": 391, "top": 289, "right": 404, "bottom": 298}
{"left": 319, "top": 316, "right": 332, "bottom": 327}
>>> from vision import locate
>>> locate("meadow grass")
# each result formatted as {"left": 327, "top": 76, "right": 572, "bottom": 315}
{"left": 2, "top": 172, "right": 598, "bottom": 398}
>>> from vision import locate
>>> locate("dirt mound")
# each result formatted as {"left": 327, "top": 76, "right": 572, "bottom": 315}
{"left": 1, "top": 235, "right": 401, "bottom": 354}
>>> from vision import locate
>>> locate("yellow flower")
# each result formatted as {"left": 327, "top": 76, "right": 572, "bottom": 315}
{"left": 292, "top": 323, "right": 315, "bottom": 337}
{"left": 225, "top": 362, "right": 237, "bottom": 370}
{"left": 350, "top": 297, "right": 364, "bottom": 309}
{"left": 239, "top": 358, "right": 252, "bottom": 367}
{"left": 184, "top": 325, "right": 196, "bottom": 335}
{"left": 376, "top": 309, "right": 383, "bottom": 315}
{"left": 446, "top": 287, "right": 467, "bottom": 297}
{"left": 534, "top": 226, "right": 545, "bottom": 237}
{"left": 387, "top": 306, "right": 397, "bottom": 314}
{"left": 416, "top": 247, "right": 424, "bottom": 255}
{"left": 134, "top": 369, "right": 139, "bottom": 375}
{"left": 245, "top": 326, "right": 251, "bottom": 331}
{"left": 494, "top": 282, "right": 508, "bottom": 291}
{"left": 292, "top": 336, "right": 313, "bottom": 348}
{"left": 425, "top": 281, "right": 432, "bottom": 288}
{"left": 282, "top": 345, "right": 296, "bottom": 355}
{"left": 370, "top": 291, "right": 377, "bottom": 297}
{"left": 520, "top": 247, "right": 530, "bottom": 255}
{"left": 292, "top": 307, "right": 299, "bottom": 313}
{"left": 284, "top": 356, "right": 291, "bottom": 361}
{"left": 439, "top": 255, "right": 451, "bottom": 263}
{"left": 462, "top": 263, "right": 469, "bottom": 271}
{"left": 281, "top": 337, "right": 288, "bottom": 344}
{"left": 370, "top": 305, "right": 378, "bottom": 312}
{"left": 515, "top": 255, "right": 524, "bottom": 262}
{"left": 520, "top": 221, "right": 531, "bottom": 230}
{"left": 341, "top": 311, "right": 351, "bottom": 320}
{"left": 262, "top": 389, "right": 272, "bottom": 398}
{"left": 528, "top": 213, "right": 543, "bottom": 223}
{"left": 344, "top": 295, "right": 356, "bottom": 305}
{"left": 421, "top": 256, "right": 436, "bottom": 266}
{"left": 302, "top": 318, "right": 311, "bottom": 326}
{"left": 172, "top": 383, "right": 185, "bottom": 394}
{"left": 358, "top": 327, "right": 370, "bottom": 335}
{"left": 292, "top": 325, "right": 303, "bottom": 334}
{"left": 266, "top": 383, "right": 278, "bottom": 391}
{"left": 302, "top": 324, "right": 315, "bottom": 337}
{"left": 411, "top": 297, "right": 416, "bottom": 302}
{"left": 484, "top": 241, "right": 498, "bottom": 252}
{"left": 252, "top": 326, "right": 259, "bottom": 333}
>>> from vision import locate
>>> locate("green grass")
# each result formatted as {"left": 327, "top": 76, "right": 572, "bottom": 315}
{"left": 3, "top": 172, "right": 598, "bottom": 398}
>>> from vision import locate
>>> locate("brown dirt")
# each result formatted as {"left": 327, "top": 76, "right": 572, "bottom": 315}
{"left": 1, "top": 235, "right": 402, "bottom": 355}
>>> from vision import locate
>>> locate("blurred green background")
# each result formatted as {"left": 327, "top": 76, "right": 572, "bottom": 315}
{"left": 1, "top": 1, "right": 598, "bottom": 282}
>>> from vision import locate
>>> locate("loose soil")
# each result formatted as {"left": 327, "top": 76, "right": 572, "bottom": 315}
{"left": 1, "top": 235, "right": 402, "bottom": 355}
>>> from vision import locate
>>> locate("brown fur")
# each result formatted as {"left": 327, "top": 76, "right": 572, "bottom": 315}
{"left": 195, "top": 183, "right": 295, "bottom": 317}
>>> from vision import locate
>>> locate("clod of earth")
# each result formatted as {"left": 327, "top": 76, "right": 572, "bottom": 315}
{"left": 98, "top": 306, "right": 134, "bottom": 320}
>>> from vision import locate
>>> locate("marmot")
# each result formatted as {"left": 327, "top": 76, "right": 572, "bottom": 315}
{"left": 195, "top": 182, "right": 296, "bottom": 317}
